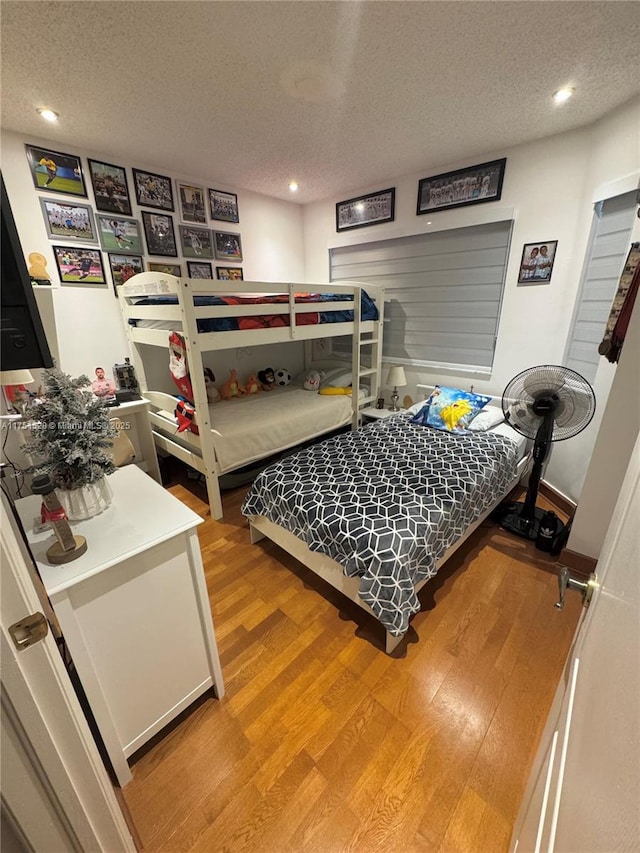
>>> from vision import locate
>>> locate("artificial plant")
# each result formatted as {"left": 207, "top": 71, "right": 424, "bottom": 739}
{"left": 24, "top": 368, "right": 116, "bottom": 491}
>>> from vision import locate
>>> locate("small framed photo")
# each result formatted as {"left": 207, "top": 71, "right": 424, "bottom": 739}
{"left": 108, "top": 253, "right": 144, "bottom": 293}
{"left": 26, "top": 144, "right": 86, "bottom": 196}
{"left": 177, "top": 181, "right": 207, "bottom": 224}
{"left": 132, "top": 168, "right": 174, "bottom": 211}
{"left": 417, "top": 158, "right": 506, "bottom": 215}
{"left": 141, "top": 211, "right": 177, "bottom": 256}
{"left": 336, "top": 188, "right": 395, "bottom": 232}
{"left": 88, "top": 159, "right": 132, "bottom": 215}
{"left": 148, "top": 262, "right": 182, "bottom": 276}
{"left": 187, "top": 261, "right": 213, "bottom": 279}
{"left": 178, "top": 225, "right": 214, "bottom": 259}
{"left": 213, "top": 230, "right": 242, "bottom": 261}
{"left": 52, "top": 246, "right": 106, "bottom": 284}
{"left": 216, "top": 267, "right": 243, "bottom": 281}
{"left": 39, "top": 198, "right": 98, "bottom": 244}
{"left": 517, "top": 240, "right": 558, "bottom": 285}
{"left": 96, "top": 214, "right": 144, "bottom": 254}
{"left": 208, "top": 189, "right": 239, "bottom": 223}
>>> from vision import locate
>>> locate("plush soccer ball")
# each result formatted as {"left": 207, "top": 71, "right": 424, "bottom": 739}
{"left": 274, "top": 368, "right": 291, "bottom": 386}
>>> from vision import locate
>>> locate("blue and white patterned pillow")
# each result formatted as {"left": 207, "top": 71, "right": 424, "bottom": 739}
{"left": 410, "top": 386, "right": 491, "bottom": 433}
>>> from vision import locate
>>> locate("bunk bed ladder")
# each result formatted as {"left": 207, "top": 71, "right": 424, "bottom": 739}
{"left": 351, "top": 284, "right": 384, "bottom": 428}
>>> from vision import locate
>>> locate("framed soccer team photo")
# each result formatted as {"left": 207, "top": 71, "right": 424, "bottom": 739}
{"left": 25, "top": 144, "right": 86, "bottom": 197}
{"left": 88, "top": 159, "right": 132, "bottom": 215}
{"left": 108, "top": 253, "right": 144, "bottom": 293}
{"left": 132, "top": 168, "right": 174, "bottom": 211}
{"left": 148, "top": 262, "right": 182, "bottom": 276}
{"left": 178, "top": 225, "right": 214, "bottom": 259}
{"left": 39, "top": 198, "right": 98, "bottom": 244}
{"left": 141, "top": 211, "right": 178, "bottom": 256}
{"left": 96, "top": 214, "right": 144, "bottom": 254}
{"left": 177, "top": 182, "right": 207, "bottom": 224}
{"left": 417, "top": 158, "right": 506, "bottom": 215}
{"left": 216, "top": 267, "right": 243, "bottom": 281}
{"left": 52, "top": 246, "right": 106, "bottom": 284}
{"left": 208, "top": 189, "right": 239, "bottom": 223}
{"left": 213, "top": 230, "right": 243, "bottom": 261}
{"left": 336, "top": 188, "right": 395, "bottom": 232}
{"left": 187, "top": 261, "right": 214, "bottom": 279}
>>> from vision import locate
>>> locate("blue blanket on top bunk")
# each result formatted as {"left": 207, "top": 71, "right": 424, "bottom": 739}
{"left": 129, "top": 291, "right": 378, "bottom": 332}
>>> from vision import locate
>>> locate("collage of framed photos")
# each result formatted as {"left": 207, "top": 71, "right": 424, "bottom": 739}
{"left": 26, "top": 143, "right": 244, "bottom": 295}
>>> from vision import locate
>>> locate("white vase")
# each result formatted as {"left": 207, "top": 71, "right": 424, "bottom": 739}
{"left": 56, "top": 477, "right": 113, "bottom": 521}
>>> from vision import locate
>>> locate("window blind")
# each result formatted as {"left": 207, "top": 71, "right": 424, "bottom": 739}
{"left": 330, "top": 220, "right": 512, "bottom": 371}
{"left": 565, "top": 191, "right": 636, "bottom": 382}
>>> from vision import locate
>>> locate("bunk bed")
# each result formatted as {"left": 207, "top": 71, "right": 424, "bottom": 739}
{"left": 243, "top": 388, "right": 531, "bottom": 653}
{"left": 119, "top": 272, "right": 385, "bottom": 518}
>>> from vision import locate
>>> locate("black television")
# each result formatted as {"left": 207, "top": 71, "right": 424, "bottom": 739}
{"left": 1, "top": 174, "right": 54, "bottom": 371}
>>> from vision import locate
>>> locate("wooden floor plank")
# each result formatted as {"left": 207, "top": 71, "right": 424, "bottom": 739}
{"left": 121, "top": 478, "right": 581, "bottom": 852}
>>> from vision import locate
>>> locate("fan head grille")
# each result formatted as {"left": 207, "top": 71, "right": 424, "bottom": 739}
{"left": 502, "top": 365, "right": 596, "bottom": 441}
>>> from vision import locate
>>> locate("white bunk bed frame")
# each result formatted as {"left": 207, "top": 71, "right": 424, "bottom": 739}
{"left": 246, "top": 387, "right": 531, "bottom": 654}
{"left": 120, "top": 272, "right": 385, "bottom": 519}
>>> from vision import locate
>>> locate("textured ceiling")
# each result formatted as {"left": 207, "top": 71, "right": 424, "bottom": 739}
{"left": 1, "top": 1, "right": 639, "bottom": 204}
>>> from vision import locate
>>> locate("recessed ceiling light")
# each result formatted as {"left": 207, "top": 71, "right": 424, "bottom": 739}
{"left": 36, "top": 107, "right": 59, "bottom": 122}
{"left": 553, "top": 88, "right": 574, "bottom": 105}
{"left": 289, "top": 181, "right": 299, "bottom": 192}
{"left": 426, "top": 221, "right": 432, "bottom": 225}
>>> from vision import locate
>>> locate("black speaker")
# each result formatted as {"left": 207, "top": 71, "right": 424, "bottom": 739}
{"left": 1, "top": 174, "right": 54, "bottom": 371}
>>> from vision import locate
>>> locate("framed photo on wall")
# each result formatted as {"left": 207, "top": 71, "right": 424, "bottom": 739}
{"left": 417, "top": 158, "right": 506, "bottom": 215}
{"left": 213, "top": 230, "right": 242, "bottom": 261}
{"left": 39, "top": 198, "right": 98, "bottom": 244}
{"left": 177, "top": 181, "right": 207, "bottom": 224}
{"left": 517, "top": 240, "right": 558, "bottom": 284}
{"left": 216, "top": 267, "right": 243, "bottom": 281}
{"left": 25, "top": 144, "right": 86, "bottom": 197}
{"left": 148, "top": 261, "right": 182, "bottom": 276}
{"left": 108, "top": 253, "right": 144, "bottom": 293}
{"left": 141, "top": 211, "right": 177, "bottom": 256}
{"left": 52, "top": 246, "right": 106, "bottom": 284}
{"left": 178, "top": 225, "right": 214, "bottom": 259}
{"left": 88, "top": 159, "right": 132, "bottom": 215}
{"left": 187, "top": 261, "right": 213, "bottom": 279}
{"left": 336, "top": 188, "right": 395, "bottom": 232}
{"left": 96, "top": 214, "right": 144, "bottom": 254}
{"left": 132, "top": 168, "right": 174, "bottom": 211}
{"left": 208, "top": 189, "right": 239, "bottom": 223}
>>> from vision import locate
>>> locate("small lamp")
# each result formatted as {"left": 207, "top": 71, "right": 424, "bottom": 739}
{"left": 386, "top": 365, "right": 407, "bottom": 412}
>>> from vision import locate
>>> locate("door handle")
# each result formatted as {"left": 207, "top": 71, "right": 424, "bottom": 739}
{"left": 8, "top": 612, "right": 49, "bottom": 650}
{"left": 555, "top": 565, "right": 598, "bottom": 610}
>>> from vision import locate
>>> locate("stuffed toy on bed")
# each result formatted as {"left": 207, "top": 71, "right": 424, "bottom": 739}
{"left": 245, "top": 375, "right": 260, "bottom": 394}
{"left": 258, "top": 368, "right": 275, "bottom": 391}
{"left": 204, "top": 367, "right": 220, "bottom": 403}
{"left": 220, "top": 368, "right": 246, "bottom": 400}
{"left": 303, "top": 370, "right": 322, "bottom": 392}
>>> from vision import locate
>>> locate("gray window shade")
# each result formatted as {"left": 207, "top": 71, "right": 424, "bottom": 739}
{"left": 565, "top": 191, "right": 636, "bottom": 382}
{"left": 330, "top": 220, "right": 512, "bottom": 371}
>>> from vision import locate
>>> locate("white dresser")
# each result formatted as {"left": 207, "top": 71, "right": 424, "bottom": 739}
{"left": 16, "top": 466, "right": 224, "bottom": 787}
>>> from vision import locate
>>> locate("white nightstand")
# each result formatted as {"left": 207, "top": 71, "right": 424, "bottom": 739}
{"left": 360, "top": 406, "right": 405, "bottom": 423}
{"left": 15, "top": 466, "right": 224, "bottom": 787}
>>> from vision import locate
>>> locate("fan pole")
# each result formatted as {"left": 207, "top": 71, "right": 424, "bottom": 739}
{"left": 520, "top": 412, "right": 554, "bottom": 527}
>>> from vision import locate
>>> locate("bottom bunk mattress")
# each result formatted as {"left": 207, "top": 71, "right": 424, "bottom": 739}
{"left": 242, "top": 414, "right": 523, "bottom": 636}
{"left": 208, "top": 385, "right": 354, "bottom": 473}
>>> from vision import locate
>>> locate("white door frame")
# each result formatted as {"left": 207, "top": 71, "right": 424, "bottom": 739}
{"left": 1, "top": 495, "right": 135, "bottom": 852}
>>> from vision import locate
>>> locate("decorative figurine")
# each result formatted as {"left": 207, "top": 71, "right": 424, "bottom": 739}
{"left": 31, "top": 473, "right": 87, "bottom": 564}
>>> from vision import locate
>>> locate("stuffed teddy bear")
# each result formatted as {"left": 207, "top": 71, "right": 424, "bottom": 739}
{"left": 303, "top": 370, "right": 322, "bottom": 392}
{"left": 258, "top": 368, "right": 276, "bottom": 391}
{"left": 245, "top": 375, "right": 260, "bottom": 394}
{"left": 220, "top": 368, "right": 246, "bottom": 400}
{"left": 204, "top": 367, "right": 220, "bottom": 403}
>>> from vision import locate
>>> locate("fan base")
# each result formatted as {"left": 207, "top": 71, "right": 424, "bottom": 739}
{"left": 498, "top": 503, "right": 546, "bottom": 541}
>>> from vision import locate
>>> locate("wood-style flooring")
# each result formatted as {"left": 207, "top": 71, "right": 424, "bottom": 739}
{"left": 121, "top": 478, "right": 582, "bottom": 853}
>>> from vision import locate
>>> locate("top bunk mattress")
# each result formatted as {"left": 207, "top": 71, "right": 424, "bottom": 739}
{"left": 130, "top": 292, "right": 378, "bottom": 333}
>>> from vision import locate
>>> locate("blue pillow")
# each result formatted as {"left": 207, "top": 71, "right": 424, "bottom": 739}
{"left": 422, "top": 386, "right": 491, "bottom": 433}
{"left": 409, "top": 401, "right": 431, "bottom": 426}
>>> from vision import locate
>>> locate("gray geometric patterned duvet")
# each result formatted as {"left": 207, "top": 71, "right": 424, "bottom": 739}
{"left": 242, "top": 415, "right": 521, "bottom": 636}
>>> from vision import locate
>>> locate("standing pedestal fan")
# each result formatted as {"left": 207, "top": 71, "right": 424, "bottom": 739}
{"left": 498, "top": 365, "right": 596, "bottom": 540}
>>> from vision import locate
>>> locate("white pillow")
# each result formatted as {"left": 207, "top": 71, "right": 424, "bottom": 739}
{"left": 467, "top": 406, "right": 505, "bottom": 431}
{"left": 320, "top": 368, "right": 352, "bottom": 388}
{"left": 405, "top": 399, "right": 431, "bottom": 416}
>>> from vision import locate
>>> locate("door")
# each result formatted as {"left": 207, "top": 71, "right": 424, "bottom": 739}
{"left": 512, "top": 433, "right": 640, "bottom": 851}
{"left": 0, "top": 495, "right": 135, "bottom": 852}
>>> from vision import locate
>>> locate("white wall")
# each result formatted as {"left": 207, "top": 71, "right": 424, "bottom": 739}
{"left": 303, "top": 96, "right": 640, "bottom": 502}
{"left": 1, "top": 129, "right": 306, "bottom": 384}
